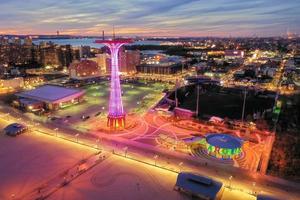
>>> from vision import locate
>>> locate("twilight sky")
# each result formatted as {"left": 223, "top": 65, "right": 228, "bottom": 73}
{"left": 0, "top": 0, "right": 299, "bottom": 37}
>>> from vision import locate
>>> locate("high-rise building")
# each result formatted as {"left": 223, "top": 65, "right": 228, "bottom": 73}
{"left": 88, "top": 53, "right": 110, "bottom": 73}
{"left": 99, "top": 49, "right": 140, "bottom": 74}
{"left": 24, "top": 36, "right": 33, "bottom": 46}
{"left": 119, "top": 49, "right": 140, "bottom": 74}
{"left": 69, "top": 60, "right": 101, "bottom": 80}
{"left": 39, "top": 44, "right": 60, "bottom": 66}
{"left": 11, "top": 37, "right": 21, "bottom": 45}
{"left": 0, "top": 37, "right": 9, "bottom": 45}
{"left": 79, "top": 46, "right": 91, "bottom": 58}
{"left": 58, "top": 45, "right": 73, "bottom": 68}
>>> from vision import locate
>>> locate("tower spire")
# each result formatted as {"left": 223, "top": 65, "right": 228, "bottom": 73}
{"left": 113, "top": 25, "right": 115, "bottom": 40}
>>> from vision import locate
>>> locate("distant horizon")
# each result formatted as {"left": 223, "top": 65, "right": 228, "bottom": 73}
{"left": 0, "top": 33, "right": 298, "bottom": 39}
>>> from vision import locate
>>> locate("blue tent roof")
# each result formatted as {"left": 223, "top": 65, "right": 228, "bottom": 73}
{"left": 206, "top": 133, "right": 243, "bottom": 149}
{"left": 257, "top": 194, "right": 281, "bottom": 200}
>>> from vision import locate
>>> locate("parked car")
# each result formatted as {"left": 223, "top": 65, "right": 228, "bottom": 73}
{"left": 81, "top": 115, "right": 90, "bottom": 121}
{"left": 94, "top": 112, "right": 101, "bottom": 117}
{"left": 48, "top": 116, "right": 59, "bottom": 121}
{"left": 3, "top": 123, "right": 27, "bottom": 137}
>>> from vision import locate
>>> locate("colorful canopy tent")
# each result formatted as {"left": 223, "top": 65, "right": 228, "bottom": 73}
{"left": 205, "top": 133, "right": 243, "bottom": 159}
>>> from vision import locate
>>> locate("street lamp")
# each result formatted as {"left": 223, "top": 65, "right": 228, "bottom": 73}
{"left": 175, "top": 79, "right": 179, "bottom": 108}
{"left": 153, "top": 154, "right": 159, "bottom": 166}
{"left": 196, "top": 84, "right": 200, "bottom": 117}
{"left": 178, "top": 162, "right": 183, "bottom": 172}
{"left": 252, "top": 182, "right": 256, "bottom": 195}
{"left": 228, "top": 175, "right": 233, "bottom": 189}
{"left": 96, "top": 138, "right": 100, "bottom": 149}
{"left": 123, "top": 146, "right": 128, "bottom": 157}
{"left": 75, "top": 133, "right": 79, "bottom": 143}
{"left": 54, "top": 128, "right": 58, "bottom": 137}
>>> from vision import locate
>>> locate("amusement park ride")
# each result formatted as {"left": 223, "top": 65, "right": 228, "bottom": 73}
{"left": 95, "top": 30, "right": 132, "bottom": 129}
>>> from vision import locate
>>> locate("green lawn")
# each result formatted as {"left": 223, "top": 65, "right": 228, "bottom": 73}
{"left": 83, "top": 81, "right": 170, "bottom": 114}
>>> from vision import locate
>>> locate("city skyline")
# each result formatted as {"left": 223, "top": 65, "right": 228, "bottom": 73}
{"left": 0, "top": 0, "right": 300, "bottom": 37}
{"left": 0, "top": 1, "right": 300, "bottom": 200}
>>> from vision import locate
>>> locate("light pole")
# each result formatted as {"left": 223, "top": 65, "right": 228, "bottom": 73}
{"left": 178, "top": 162, "right": 183, "bottom": 172}
{"left": 196, "top": 84, "right": 200, "bottom": 117}
{"left": 54, "top": 128, "right": 58, "bottom": 137}
{"left": 123, "top": 146, "right": 128, "bottom": 157}
{"left": 96, "top": 138, "right": 100, "bottom": 149}
{"left": 175, "top": 79, "right": 179, "bottom": 107}
{"left": 228, "top": 175, "right": 233, "bottom": 189}
{"left": 75, "top": 133, "right": 79, "bottom": 143}
{"left": 252, "top": 182, "right": 256, "bottom": 195}
{"left": 153, "top": 154, "right": 159, "bottom": 166}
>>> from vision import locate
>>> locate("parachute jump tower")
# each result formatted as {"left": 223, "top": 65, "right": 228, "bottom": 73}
{"left": 95, "top": 32, "right": 132, "bottom": 129}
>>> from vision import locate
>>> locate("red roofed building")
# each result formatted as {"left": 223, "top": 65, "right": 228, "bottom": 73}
{"left": 69, "top": 60, "right": 101, "bottom": 80}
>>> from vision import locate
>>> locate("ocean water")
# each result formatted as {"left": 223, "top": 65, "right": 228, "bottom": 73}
{"left": 33, "top": 38, "right": 161, "bottom": 48}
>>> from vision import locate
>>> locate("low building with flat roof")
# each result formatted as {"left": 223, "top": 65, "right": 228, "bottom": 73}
{"left": 256, "top": 194, "right": 281, "bottom": 200}
{"left": 16, "top": 85, "right": 85, "bottom": 111}
{"left": 174, "top": 172, "right": 223, "bottom": 200}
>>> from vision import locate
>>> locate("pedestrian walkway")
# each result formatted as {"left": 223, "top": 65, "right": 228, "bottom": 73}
{"left": 18, "top": 151, "right": 110, "bottom": 200}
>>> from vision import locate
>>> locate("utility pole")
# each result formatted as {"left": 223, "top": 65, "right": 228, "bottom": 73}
{"left": 241, "top": 89, "right": 247, "bottom": 122}
{"left": 113, "top": 25, "right": 115, "bottom": 40}
{"left": 175, "top": 79, "right": 179, "bottom": 107}
{"left": 196, "top": 84, "right": 200, "bottom": 117}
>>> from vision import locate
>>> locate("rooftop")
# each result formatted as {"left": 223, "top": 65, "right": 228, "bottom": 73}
{"left": 257, "top": 194, "right": 281, "bottom": 200}
{"left": 16, "top": 85, "right": 84, "bottom": 103}
{"left": 175, "top": 172, "right": 223, "bottom": 199}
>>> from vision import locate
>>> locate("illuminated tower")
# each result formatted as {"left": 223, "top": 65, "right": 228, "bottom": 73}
{"left": 95, "top": 38, "right": 132, "bottom": 129}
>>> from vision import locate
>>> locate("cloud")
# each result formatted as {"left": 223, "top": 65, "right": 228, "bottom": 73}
{"left": 0, "top": 0, "right": 299, "bottom": 36}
